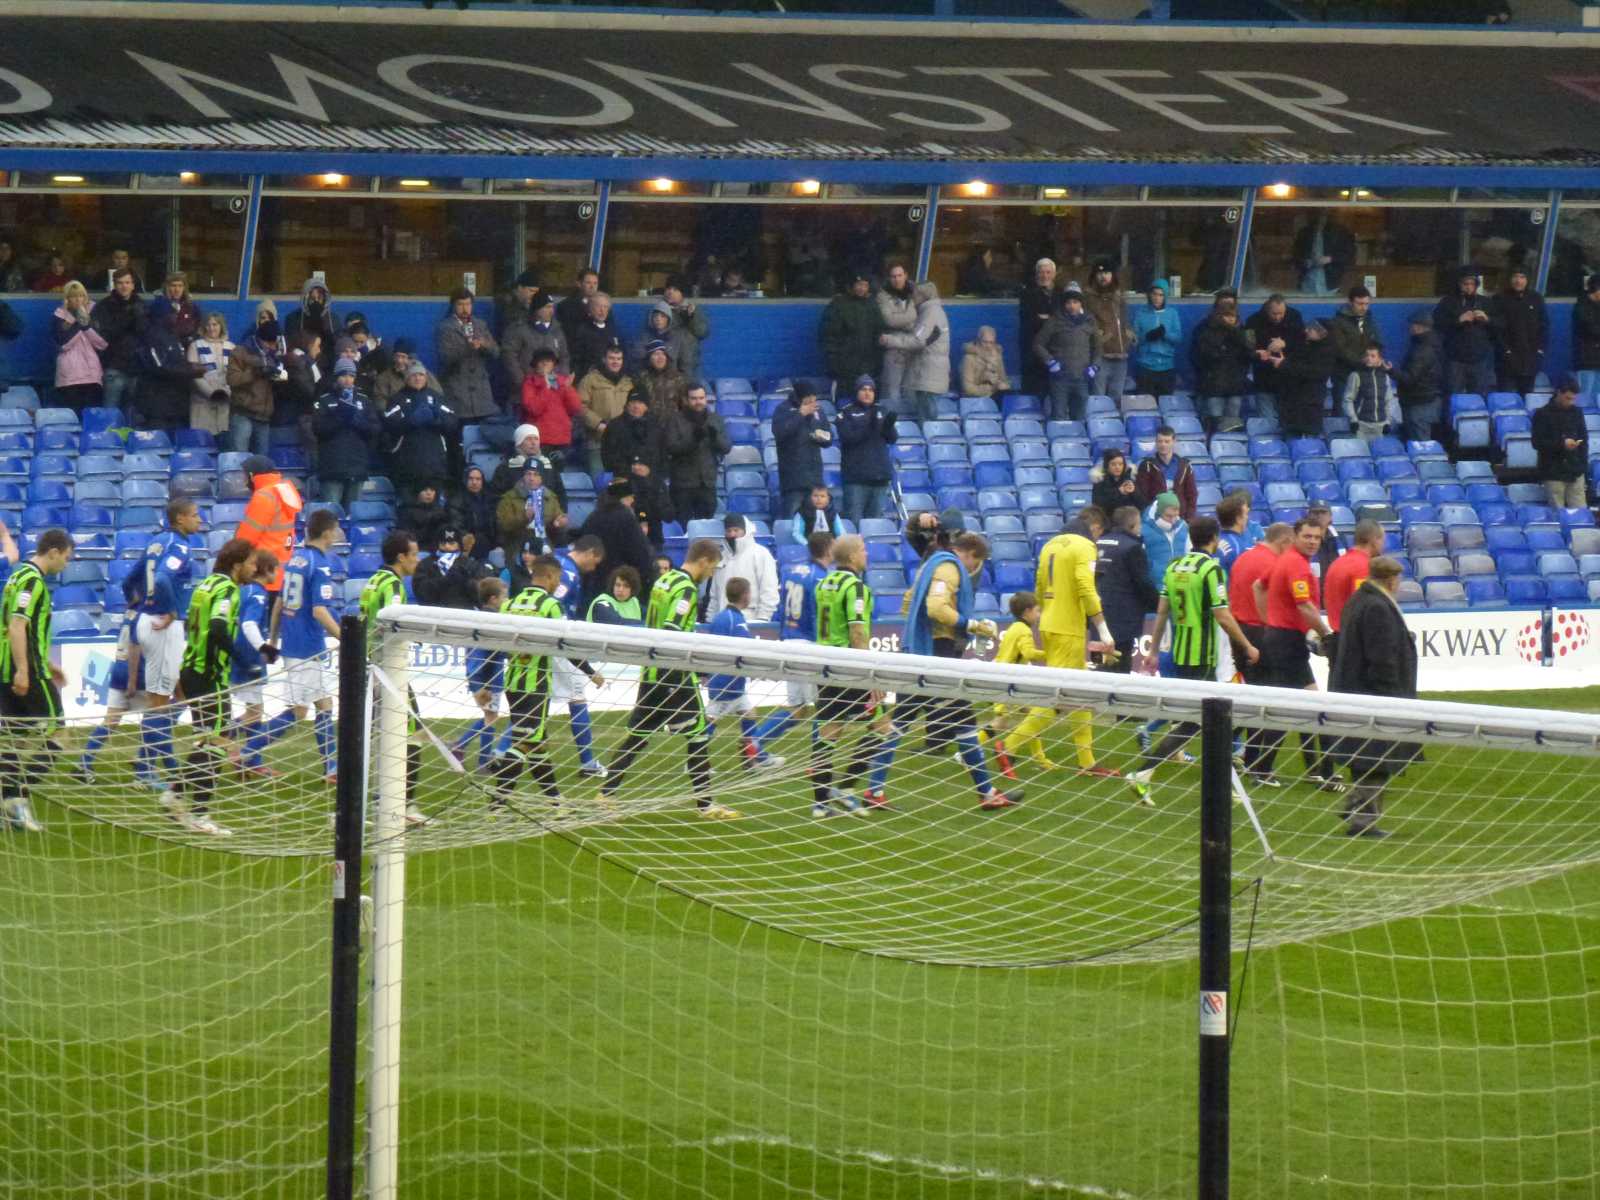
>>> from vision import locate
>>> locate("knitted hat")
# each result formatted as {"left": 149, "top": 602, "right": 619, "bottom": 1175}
{"left": 645, "top": 338, "right": 668, "bottom": 355}
{"left": 1061, "top": 281, "right": 1084, "bottom": 301}
{"left": 853, "top": 374, "right": 876, "bottom": 390}
{"left": 333, "top": 357, "right": 358, "bottom": 378}
{"left": 530, "top": 289, "right": 554, "bottom": 311}
{"left": 255, "top": 319, "right": 279, "bottom": 343}
{"left": 514, "top": 269, "right": 539, "bottom": 289}
{"left": 241, "top": 455, "right": 276, "bottom": 480}
{"left": 405, "top": 359, "right": 429, "bottom": 379}
{"left": 723, "top": 512, "right": 747, "bottom": 531}
{"left": 1154, "top": 491, "right": 1180, "bottom": 512}
{"left": 393, "top": 336, "right": 418, "bottom": 355}
{"left": 1148, "top": 278, "right": 1169, "bottom": 295}
{"left": 606, "top": 477, "right": 633, "bottom": 498}
{"left": 513, "top": 423, "right": 539, "bottom": 446}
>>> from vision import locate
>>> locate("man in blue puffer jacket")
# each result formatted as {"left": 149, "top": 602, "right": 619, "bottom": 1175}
{"left": 1132, "top": 278, "right": 1184, "bottom": 396}
{"left": 1141, "top": 492, "right": 1190, "bottom": 591}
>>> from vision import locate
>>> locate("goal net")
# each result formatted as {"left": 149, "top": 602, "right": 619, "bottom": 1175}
{"left": 361, "top": 605, "right": 1600, "bottom": 1200}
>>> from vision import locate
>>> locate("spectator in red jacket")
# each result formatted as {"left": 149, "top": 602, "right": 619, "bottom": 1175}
{"left": 1133, "top": 425, "right": 1198, "bottom": 520}
{"left": 519, "top": 346, "right": 583, "bottom": 481}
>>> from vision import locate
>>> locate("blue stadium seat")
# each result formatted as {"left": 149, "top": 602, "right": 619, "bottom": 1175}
{"left": 1437, "top": 503, "right": 1479, "bottom": 527}
{"left": 1011, "top": 439, "right": 1050, "bottom": 467}
{"left": 971, "top": 443, "right": 1011, "bottom": 466}
{"left": 0, "top": 411, "right": 30, "bottom": 432}
{"left": 891, "top": 442, "right": 927, "bottom": 467}
{"left": 112, "top": 530, "right": 150, "bottom": 558}
{"left": 873, "top": 591, "right": 905, "bottom": 619}
{"left": 1050, "top": 438, "right": 1091, "bottom": 462}
{"left": 1560, "top": 506, "right": 1595, "bottom": 530}
{"left": 30, "top": 453, "right": 75, "bottom": 481}
{"left": 168, "top": 449, "right": 216, "bottom": 476}
{"left": 936, "top": 486, "right": 978, "bottom": 512}
{"left": 52, "top": 610, "right": 102, "bottom": 637}
{"left": 21, "top": 503, "right": 67, "bottom": 530}
{"left": 1454, "top": 413, "right": 1491, "bottom": 450}
{"left": 34, "top": 407, "right": 80, "bottom": 431}
{"left": 60, "top": 559, "right": 109, "bottom": 587}
{"left": 1412, "top": 554, "right": 1454, "bottom": 582}
{"left": 1493, "top": 412, "right": 1532, "bottom": 446}
{"left": 126, "top": 428, "right": 172, "bottom": 456}
{"left": 1463, "top": 577, "right": 1506, "bottom": 607}
{"left": 927, "top": 442, "right": 969, "bottom": 464}
{"left": 1454, "top": 459, "right": 1494, "bottom": 481}
{"left": 37, "top": 427, "right": 79, "bottom": 457}
{"left": 116, "top": 506, "right": 163, "bottom": 531}
{"left": 1304, "top": 481, "right": 1341, "bottom": 505}
{"left": 1525, "top": 524, "right": 1567, "bottom": 552}
{"left": 173, "top": 428, "right": 218, "bottom": 451}
{"left": 1445, "top": 525, "right": 1486, "bottom": 552}
{"left": 80, "top": 406, "right": 123, "bottom": 434}
{"left": 978, "top": 488, "right": 1020, "bottom": 513}
{"left": 1485, "top": 392, "right": 1523, "bottom": 413}
{"left": 993, "top": 561, "right": 1033, "bottom": 593}
{"left": 959, "top": 397, "right": 999, "bottom": 420}
{"left": 121, "top": 452, "right": 167, "bottom": 480}
{"left": 715, "top": 397, "right": 753, "bottom": 419}
{"left": 1329, "top": 437, "right": 1369, "bottom": 460}
{"left": 169, "top": 472, "right": 213, "bottom": 499}
{"left": 1015, "top": 465, "right": 1054, "bottom": 489}
{"left": 1257, "top": 460, "right": 1294, "bottom": 485}
{"left": 1375, "top": 457, "right": 1418, "bottom": 483}
{"left": 69, "top": 503, "right": 114, "bottom": 531}
{"left": 973, "top": 461, "right": 1014, "bottom": 489}
{"left": 27, "top": 480, "right": 71, "bottom": 505}
{"left": 930, "top": 463, "right": 975, "bottom": 490}
{"left": 1547, "top": 576, "right": 1587, "bottom": 603}
{"left": 1474, "top": 502, "right": 1517, "bottom": 526}
{"left": 1167, "top": 414, "right": 1205, "bottom": 438}
{"left": 966, "top": 418, "right": 1004, "bottom": 443}
{"left": 1538, "top": 551, "right": 1580, "bottom": 578}
{"left": 723, "top": 418, "right": 759, "bottom": 446}
{"left": 1000, "top": 393, "right": 1044, "bottom": 418}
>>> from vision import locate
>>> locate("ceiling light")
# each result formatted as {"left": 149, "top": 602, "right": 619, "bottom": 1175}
{"left": 179, "top": 172, "right": 197, "bottom": 183}
{"left": 320, "top": 173, "right": 346, "bottom": 186}
{"left": 649, "top": 178, "right": 675, "bottom": 193}
{"left": 1355, "top": 188, "right": 1372, "bottom": 198}
{"left": 962, "top": 180, "right": 991, "bottom": 198}
{"left": 399, "top": 179, "right": 431, "bottom": 188}
{"left": 52, "top": 175, "right": 84, "bottom": 185}
{"left": 1266, "top": 183, "right": 1293, "bottom": 199}
{"left": 1041, "top": 187, "right": 1068, "bottom": 199}
{"left": 795, "top": 180, "right": 821, "bottom": 196}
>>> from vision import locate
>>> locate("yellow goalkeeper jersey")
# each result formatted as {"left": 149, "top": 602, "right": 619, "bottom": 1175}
{"left": 1035, "top": 532, "right": 1103, "bottom": 637}
{"left": 995, "top": 620, "right": 1045, "bottom": 667}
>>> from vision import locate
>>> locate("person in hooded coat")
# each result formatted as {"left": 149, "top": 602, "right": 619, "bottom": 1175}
{"left": 1082, "top": 259, "right": 1133, "bottom": 401}
{"left": 877, "top": 280, "right": 950, "bottom": 423}
{"left": 284, "top": 277, "right": 338, "bottom": 374}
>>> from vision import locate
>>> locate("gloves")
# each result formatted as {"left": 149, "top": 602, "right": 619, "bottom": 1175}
{"left": 968, "top": 618, "right": 998, "bottom": 640}
{"left": 1085, "top": 365, "right": 1099, "bottom": 381}
{"left": 925, "top": 325, "right": 942, "bottom": 346}
{"left": 1047, "top": 358, "right": 1062, "bottom": 376}
{"left": 412, "top": 402, "right": 436, "bottom": 428}
{"left": 259, "top": 644, "right": 281, "bottom": 665}
{"left": 1145, "top": 325, "right": 1166, "bottom": 342}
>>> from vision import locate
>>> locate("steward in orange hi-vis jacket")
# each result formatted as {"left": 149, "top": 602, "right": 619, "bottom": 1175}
{"left": 232, "top": 455, "right": 303, "bottom": 592}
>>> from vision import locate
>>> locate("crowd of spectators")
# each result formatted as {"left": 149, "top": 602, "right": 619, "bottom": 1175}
{"left": 1, "top": 246, "right": 1598, "bottom": 601}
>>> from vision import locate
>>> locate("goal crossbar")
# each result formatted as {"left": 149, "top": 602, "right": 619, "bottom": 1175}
{"left": 375, "top": 606, "right": 1600, "bottom": 757}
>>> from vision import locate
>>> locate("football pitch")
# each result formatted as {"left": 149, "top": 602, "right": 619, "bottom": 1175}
{"left": 3, "top": 686, "right": 1598, "bottom": 1199}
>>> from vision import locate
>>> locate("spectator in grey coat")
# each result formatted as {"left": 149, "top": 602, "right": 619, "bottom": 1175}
{"left": 876, "top": 264, "right": 917, "bottom": 408}
{"left": 878, "top": 280, "right": 950, "bottom": 423}
{"left": 662, "top": 276, "right": 710, "bottom": 383}
{"left": 1033, "top": 283, "right": 1101, "bottom": 422}
{"left": 501, "top": 288, "right": 569, "bottom": 387}
{"left": 434, "top": 288, "right": 500, "bottom": 422}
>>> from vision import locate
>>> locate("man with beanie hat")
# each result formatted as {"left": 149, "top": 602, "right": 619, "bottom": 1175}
{"left": 497, "top": 268, "right": 540, "bottom": 340}
{"left": 1393, "top": 309, "right": 1444, "bottom": 441}
{"left": 708, "top": 512, "right": 779, "bottom": 622}
{"left": 1492, "top": 266, "right": 1547, "bottom": 395}
{"left": 637, "top": 336, "right": 688, "bottom": 422}
{"left": 1433, "top": 266, "right": 1495, "bottom": 397}
{"left": 1033, "top": 281, "right": 1101, "bottom": 421}
{"left": 502, "top": 286, "right": 570, "bottom": 386}
{"left": 312, "top": 356, "right": 378, "bottom": 508}
{"left": 819, "top": 271, "right": 885, "bottom": 399}
{"left": 1574, "top": 276, "right": 1600, "bottom": 400}
{"left": 233, "top": 455, "right": 303, "bottom": 593}
{"left": 223, "top": 318, "right": 284, "bottom": 453}
{"left": 492, "top": 424, "right": 558, "bottom": 506}
{"left": 382, "top": 358, "right": 458, "bottom": 498}
{"left": 372, "top": 336, "right": 441, "bottom": 408}
{"left": 773, "top": 382, "right": 833, "bottom": 518}
{"left": 836, "top": 374, "right": 898, "bottom": 526}
{"left": 1131, "top": 278, "right": 1182, "bottom": 396}
{"left": 601, "top": 388, "right": 667, "bottom": 544}
{"left": 628, "top": 301, "right": 687, "bottom": 374}
{"left": 1083, "top": 259, "right": 1132, "bottom": 402}
{"left": 662, "top": 275, "right": 710, "bottom": 382}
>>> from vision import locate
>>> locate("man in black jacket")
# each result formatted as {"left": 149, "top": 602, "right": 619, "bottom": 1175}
{"left": 600, "top": 389, "right": 667, "bottom": 544}
{"left": 1492, "top": 268, "right": 1548, "bottom": 395}
{"left": 1328, "top": 556, "right": 1418, "bottom": 839}
{"left": 1433, "top": 266, "right": 1495, "bottom": 396}
{"left": 1276, "top": 320, "right": 1337, "bottom": 437}
{"left": 93, "top": 268, "right": 147, "bottom": 414}
{"left": 311, "top": 357, "right": 378, "bottom": 508}
{"left": 1017, "top": 257, "right": 1060, "bottom": 398}
{"left": 413, "top": 529, "right": 491, "bottom": 609}
{"left": 580, "top": 478, "right": 658, "bottom": 597}
{"left": 1531, "top": 377, "right": 1588, "bottom": 509}
{"left": 817, "top": 273, "right": 884, "bottom": 399}
{"left": 664, "top": 382, "right": 730, "bottom": 522}
{"left": 383, "top": 359, "right": 459, "bottom": 498}
{"left": 1095, "top": 504, "right": 1161, "bottom": 672}
{"left": 1392, "top": 310, "right": 1443, "bottom": 443}
{"left": 1574, "top": 275, "right": 1600, "bottom": 400}
{"left": 1244, "top": 294, "right": 1305, "bottom": 422}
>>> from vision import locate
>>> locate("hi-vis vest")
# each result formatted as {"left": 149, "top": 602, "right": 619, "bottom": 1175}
{"left": 234, "top": 474, "right": 303, "bottom": 592}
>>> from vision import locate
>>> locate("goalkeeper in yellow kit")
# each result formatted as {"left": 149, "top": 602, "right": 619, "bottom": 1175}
{"left": 1006, "top": 525, "right": 1121, "bottom": 777}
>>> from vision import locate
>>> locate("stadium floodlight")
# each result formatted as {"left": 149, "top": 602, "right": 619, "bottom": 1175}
{"left": 6, "top": 603, "right": 1600, "bottom": 1199}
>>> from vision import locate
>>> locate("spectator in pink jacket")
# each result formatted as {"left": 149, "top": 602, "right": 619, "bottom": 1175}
{"left": 52, "top": 281, "right": 108, "bottom": 410}
{"left": 518, "top": 346, "right": 583, "bottom": 481}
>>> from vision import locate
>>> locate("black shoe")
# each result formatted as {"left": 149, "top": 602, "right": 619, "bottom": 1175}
{"left": 1346, "top": 825, "right": 1388, "bottom": 839}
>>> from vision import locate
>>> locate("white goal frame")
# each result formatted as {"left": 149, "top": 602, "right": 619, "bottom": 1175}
{"left": 362, "top": 604, "right": 1600, "bottom": 1198}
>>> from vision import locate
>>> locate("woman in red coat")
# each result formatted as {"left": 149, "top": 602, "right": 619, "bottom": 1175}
{"left": 518, "top": 345, "right": 583, "bottom": 479}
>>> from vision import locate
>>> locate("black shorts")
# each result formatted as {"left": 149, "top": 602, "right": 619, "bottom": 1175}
{"left": 628, "top": 672, "right": 707, "bottom": 737}
{"left": 1259, "top": 627, "right": 1314, "bottom": 689}
{"left": 1237, "top": 624, "right": 1266, "bottom": 686}
{"left": 507, "top": 686, "right": 551, "bottom": 745}
{"left": 179, "top": 666, "right": 230, "bottom": 737}
{"left": 816, "top": 684, "right": 874, "bottom": 725}
{"left": 0, "top": 677, "right": 61, "bottom": 722}
{"left": 1170, "top": 662, "right": 1213, "bottom": 683}
{"left": 893, "top": 689, "right": 973, "bottom": 735}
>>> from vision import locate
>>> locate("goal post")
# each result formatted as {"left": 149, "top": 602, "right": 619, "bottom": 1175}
{"left": 360, "top": 604, "right": 1600, "bottom": 1199}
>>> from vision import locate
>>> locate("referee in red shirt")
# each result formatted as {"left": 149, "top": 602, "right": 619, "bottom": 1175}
{"left": 1227, "top": 522, "right": 1291, "bottom": 686}
{"left": 1321, "top": 519, "right": 1386, "bottom": 665}
{"left": 1242, "top": 517, "right": 1343, "bottom": 790}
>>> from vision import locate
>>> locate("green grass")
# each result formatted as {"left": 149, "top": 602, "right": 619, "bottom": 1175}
{"left": 4, "top": 685, "right": 1600, "bottom": 1198}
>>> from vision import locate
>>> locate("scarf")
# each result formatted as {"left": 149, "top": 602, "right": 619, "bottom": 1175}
{"left": 194, "top": 338, "right": 232, "bottom": 373}
{"left": 524, "top": 488, "right": 547, "bottom": 539}
{"left": 904, "top": 550, "right": 973, "bottom": 658}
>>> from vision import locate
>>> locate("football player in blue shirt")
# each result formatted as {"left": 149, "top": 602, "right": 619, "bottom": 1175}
{"left": 549, "top": 535, "right": 608, "bottom": 778}
{"left": 277, "top": 509, "right": 344, "bottom": 780}
{"left": 76, "top": 605, "right": 144, "bottom": 782}
{"left": 1214, "top": 490, "right": 1264, "bottom": 574}
{"left": 231, "top": 549, "right": 287, "bottom": 776}
{"left": 456, "top": 576, "right": 508, "bottom": 769}
{"left": 128, "top": 499, "right": 205, "bottom": 790}
{"left": 705, "top": 577, "right": 784, "bottom": 771}
{"left": 741, "top": 530, "right": 834, "bottom": 756}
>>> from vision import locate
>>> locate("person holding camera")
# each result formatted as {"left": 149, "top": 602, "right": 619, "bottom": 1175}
{"left": 383, "top": 358, "right": 459, "bottom": 499}
{"left": 772, "top": 383, "right": 833, "bottom": 520}
{"left": 435, "top": 288, "right": 499, "bottom": 422}
{"left": 225, "top": 319, "right": 286, "bottom": 453}
{"left": 664, "top": 382, "right": 731, "bottom": 523}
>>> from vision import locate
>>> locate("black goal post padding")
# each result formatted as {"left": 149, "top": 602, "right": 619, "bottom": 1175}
{"left": 1198, "top": 696, "right": 1233, "bottom": 1200}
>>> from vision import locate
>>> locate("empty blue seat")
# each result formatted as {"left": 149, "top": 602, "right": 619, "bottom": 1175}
{"left": 973, "top": 461, "right": 1014, "bottom": 489}
{"left": 1559, "top": 506, "right": 1595, "bottom": 530}
{"left": 978, "top": 488, "right": 1020, "bottom": 513}
{"left": 69, "top": 503, "right": 114, "bottom": 531}
{"left": 1547, "top": 576, "right": 1587, "bottom": 603}
{"left": 927, "top": 442, "right": 969, "bottom": 464}
{"left": 1538, "top": 551, "right": 1580, "bottom": 577}
{"left": 116, "top": 505, "right": 163, "bottom": 531}
{"left": 173, "top": 428, "right": 218, "bottom": 451}
{"left": 1493, "top": 412, "right": 1531, "bottom": 445}
{"left": 37, "top": 427, "right": 79, "bottom": 456}
{"left": 123, "top": 452, "right": 167, "bottom": 480}
{"left": 21, "top": 503, "right": 68, "bottom": 530}
{"left": 971, "top": 443, "right": 1011, "bottom": 466}
{"left": 31, "top": 454, "right": 75, "bottom": 480}
{"left": 53, "top": 585, "right": 103, "bottom": 613}
{"left": 1503, "top": 575, "right": 1547, "bottom": 606}
{"left": 959, "top": 397, "right": 999, "bottom": 420}
{"left": 936, "top": 486, "right": 977, "bottom": 512}
{"left": 1011, "top": 439, "right": 1050, "bottom": 467}
{"left": 724, "top": 418, "right": 759, "bottom": 446}
{"left": 126, "top": 429, "right": 172, "bottom": 456}
{"left": 1288, "top": 437, "right": 1328, "bottom": 462}
{"left": 966, "top": 418, "right": 1004, "bottom": 443}
{"left": 34, "top": 407, "right": 79, "bottom": 431}
{"left": 1375, "top": 457, "right": 1418, "bottom": 483}
{"left": 169, "top": 472, "right": 214, "bottom": 499}
{"left": 1464, "top": 577, "right": 1506, "bottom": 606}
{"left": 1000, "top": 393, "right": 1044, "bottom": 418}
{"left": 80, "top": 406, "right": 123, "bottom": 434}
{"left": 169, "top": 449, "right": 217, "bottom": 475}
{"left": 724, "top": 466, "right": 767, "bottom": 493}
{"left": 1475, "top": 502, "right": 1517, "bottom": 526}
{"left": 1454, "top": 413, "right": 1491, "bottom": 450}
{"left": 1525, "top": 524, "right": 1567, "bottom": 552}
{"left": 930, "top": 463, "right": 975, "bottom": 489}
{"left": 27, "top": 480, "right": 71, "bottom": 505}
{"left": 1445, "top": 525, "right": 1486, "bottom": 552}
{"left": 1018, "top": 485, "right": 1058, "bottom": 512}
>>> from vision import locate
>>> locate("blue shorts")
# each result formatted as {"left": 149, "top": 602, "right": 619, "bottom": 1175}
{"left": 465, "top": 648, "right": 504, "bottom": 696}
{"left": 108, "top": 656, "right": 145, "bottom": 694}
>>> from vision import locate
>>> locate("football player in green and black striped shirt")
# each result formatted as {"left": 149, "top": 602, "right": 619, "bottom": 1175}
{"left": 165, "top": 538, "right": 262, "bottom": 836}
{"left": 1127, "top": 517, "right": 1259, "bottom": 807}
{"left": 599, "top": 538, "right": 740, "bottom": 818}
{"left": 357, "top": 530, "right": 428, "bottom": 827}
{"left": 0, "top": 528, "right": 74, "bottom": 833}
{"left": 808, "top": 535, "right": 894, "bottom": 819}
{"left": 492, "top": 555, "right": 604, "bottom": 810}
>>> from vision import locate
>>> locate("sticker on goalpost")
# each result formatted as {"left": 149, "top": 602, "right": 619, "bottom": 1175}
{"left": 1200, "top": 990, "right": 1227, "bottom": 1036}
{"left": 333, "top": 860, "right": 346, "bottom": 900}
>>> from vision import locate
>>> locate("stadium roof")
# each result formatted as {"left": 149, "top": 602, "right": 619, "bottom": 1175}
{"left": 3, "top": 4, "right": 1600, "bottom": 180}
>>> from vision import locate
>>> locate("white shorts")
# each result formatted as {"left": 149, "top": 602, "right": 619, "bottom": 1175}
{"left": 785, "top": 680, "right": 818, "bottom": 708}
{"left": 233, "top": 677, "right": 266, "bottom": 708}
{"left": 707, "top": 693, "right": 754, "bottom": 720}
{"left": 1217, "top": 636, "right": 1236, "bottom": 685}
{"left": 550, "top": 657, "right": 588, "bottom": 704}
{"left": 285, "top": 655, "right": 335, "bottom": 708}
{"left": 135, "top": 615, "right": 185, "bottom": 696}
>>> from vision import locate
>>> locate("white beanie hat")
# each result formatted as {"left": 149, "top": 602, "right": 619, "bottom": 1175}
{"left": 513, "top": 423, "right": 540, "bottom": 446}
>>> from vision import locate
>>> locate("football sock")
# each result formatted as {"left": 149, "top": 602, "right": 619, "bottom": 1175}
{"left": 82, "top": 724, "right": 111, "bottom": 765}
{"left": 454, "top": 718, "right": 485, "bottom": 754}
{"left": 313, "top": 712, "right": 335, "bottom": 773}
{"left": 603, "top": 734, "right": 646, "bottom": 795}
{"left": 686, "top": 737, "right": 712, "bottom": 804}
{"left": 569, "top": 703, "right": 596, "bottom": 766}
{"left": 956, "top": 730, "right": 992, "bottom": 796}
{"left": 868, "top": 731, "right": 900, "bottom": 792}
{"left": 809, "top": 741, "right": 832, "bottom": 806}
{"left": 476, "top": 721, "right": 497, "bottom": 762}
{"left": 752, "top": 708, "right": 794, "bottom": 744}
